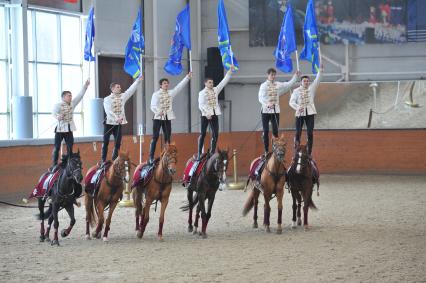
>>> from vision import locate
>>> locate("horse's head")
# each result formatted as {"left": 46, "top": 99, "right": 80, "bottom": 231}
{"left": 293, "top": 144, "right": 309, "bottom": 174}
{"left": 213, "top": 148, "right": 229, "bottom": 184}
{"left": 113, "top": 150, "right": 130, "bottom": 180}
{"left": 272, "top": 134, "right": 286, "bottom": 162}
{"left": 66, "top": 150, "right": 83, "bottom": 183}
{"left": 161, "top": 143, "right": 178, "bottom": 176}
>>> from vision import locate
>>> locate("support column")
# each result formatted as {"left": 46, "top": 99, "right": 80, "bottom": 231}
{"left": 85, "top": 98, "right": 104, "bottom": 136}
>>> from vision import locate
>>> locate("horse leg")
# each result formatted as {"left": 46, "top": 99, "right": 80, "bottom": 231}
{"left": 44, "top": 214, "right": 53, "bottom": 242}
{"left": 291, "top": 191, "right": 297, "bottom": 228}
{"left": 38, "top": 198, "right": 45, "bottom": 242}
{"left": 93, "top": 201, "right": 105, "bottom": 239}
{"left": 138, "top": 196, "right": 152, "bottom": 239}
{"left": 51, "top": 203, "right": 60, "bottom": 246}
{"left": 198, "top": 194, "right": 208, "bottom": 238}
{"left": 103, "top": 200, "right": 118, "bottom": 242}
{"left": 203, "top": 193, "right": 216, "bottom": 239}
{"left": 61, "top": 204, "right": 76, "bottom": 238}
{"left": 134, "top": 188, "right": 142, "bottom": 232}
{"left": 297, "top": 192, "right": 302, "bottom": 226}
{"left": 157, "top": 194, "right": 170, "bottom": 241}
{"left": 193, "top": 204, "right": 201, "bottom": 235}
{"left": 276, "top": 188, "right": 284, "bottom": 234}
{"left": 303, "top": 201, "right": 309, "bottom": 229}
{"left": 263, "top": 196, "right": 271, "bottom": 233}
{"left": 84, "top": 195, "right": 93, "bottom": 240}
{"left": 253, "top": 189, "right": 260, "bottom": 229}
{"left": 187, "top": 188, "right": 193, "bottom": 232}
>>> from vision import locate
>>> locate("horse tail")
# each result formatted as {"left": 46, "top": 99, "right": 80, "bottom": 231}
{"left": 308, "top": 197, "right": 317, "bottom": 210}
{"left": 242, "top": 190, "right": 255, "bottom": 216}
{"left": 180, "top": 192, "right": 198, "bottom": 212}
{"left": 85, "top": 194, "right": 96, "bottom": 227}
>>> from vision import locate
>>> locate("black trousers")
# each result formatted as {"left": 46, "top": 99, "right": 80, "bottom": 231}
{"left": 149, "top": 119, "right": 172, "bottom": 161}
{"left": 261, "top": 112, "right": 280, "bottom": 153}
{"left": 102, "top": 124, "right": 122, "bottom": 162}
{"left": 52, "top": 131, "right": 74, "bottom": 166}
{"left": 295, "top": 114, "right": 315, "bottom": 155}
{"left": 198, "top": 115, "right": 219, "bottom": 158}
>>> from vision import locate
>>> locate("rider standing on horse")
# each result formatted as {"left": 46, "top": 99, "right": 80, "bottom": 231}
{"left": 148, "top": 72, "right": 192, "bottom": 164}
{"left": 101, "top": 76, "right": 143, "bottom": 163}
{"left": 196, "top": 66, "right": 234, "bottom": 160}
{"left": 258, "top": 68, "right": 300, "bottom": 155}
{"left": 51, "top": 78, "right": 90, "bottom": 170}
{"left": 289, "top": 63, "right": 323, "bottom": 156}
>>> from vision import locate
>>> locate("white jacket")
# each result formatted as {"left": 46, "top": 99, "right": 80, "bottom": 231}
{"left": 150, "top": 75, "right": 190, "bottom": 120}
{"left": 258, "top": 73, "right": 298, "bottom": 114}
{"left": 104, "top": 80, "right": 139, "bottom": 125}
{"left": 289, "top": 70, "right": 322, "bottom": 117}
{"left": 52, "top": 84, "right": 88, "bottom": 132}
{"left": 198, "top": 71, "right": 232, "bottom": 117}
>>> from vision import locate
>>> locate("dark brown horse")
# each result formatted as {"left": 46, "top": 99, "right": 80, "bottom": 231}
{"left": 84, "top": 150, "right": 130, "bottom": 241}
{"left": 181, "top": 149, "right": 229, "bottom": 238}
{"left": 243, "top": 135, "right": 287, "bottom": 234}
{"left": 287, "top": 144, "right": 317, "bottom": 229}
{"left": 133, "top": 143, "right": 177, "bottom": 241}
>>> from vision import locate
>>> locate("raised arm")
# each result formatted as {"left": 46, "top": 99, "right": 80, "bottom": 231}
{"left": 122, "top": 76, "right": 143, "bottom": 103}
{"left": 310, "top": 65, "right": 323, "bottom": 93}
{"left": 169, "top": 73, "right": 191, "bottom": 98}
{"left": 214, "top": 69, "right": 232, "bottom": 96}
{"left": 71, "top": 79, "right": 90, "bottom": 108}
{"left": 276, "top": 71, "right": 299, "bottom": 96}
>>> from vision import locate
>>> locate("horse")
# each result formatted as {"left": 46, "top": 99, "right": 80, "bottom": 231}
{"left": 38, "top": 151, "right": 83, "bottom": 246}
{"left": 132, "top": 143, "right": 178, "bottom": 241}
{"left": 243, "top": 135, "right": 287, "bottom": 234}
{"left": 84, "top": 150, "right": 130, "bottom": 241}
{"left": 287, "top": 144, "right": 317, "bottom": 229}
{"left": 181, "top": 149, "right": 229, "bottom": 238}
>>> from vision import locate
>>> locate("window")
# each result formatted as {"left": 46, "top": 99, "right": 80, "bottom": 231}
{"left": 28, "top": 9, "right": 88, "bottom": 138}
{"left": 0, "top": 6, "right": 10, "bottom": 140}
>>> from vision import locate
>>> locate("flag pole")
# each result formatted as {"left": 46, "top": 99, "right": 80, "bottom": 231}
{"left": 230, "top": 46, "right": 234, "bottom": 67}
{"left": 295, "top": 50, "right": 300, "bottom": 71}
{"left": 189, "top": 50, "right": 193, "bottom": 72}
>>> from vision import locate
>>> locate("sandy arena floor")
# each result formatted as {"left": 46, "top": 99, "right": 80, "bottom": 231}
{"left": 1, "top": 174, "right": 425, "bottom": 282}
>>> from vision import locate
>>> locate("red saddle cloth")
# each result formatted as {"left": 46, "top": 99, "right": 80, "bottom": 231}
{"left": 83, "top": 161, "right": 112, "bottom": 194}
{"left": 182, "top": 155, "right": 208, "bottom": 186}
{"left": 132, "top": 160, "right": 157, "bottom": 188}
{"left": 30, "top": 169, "right": 62, "bottom": 199}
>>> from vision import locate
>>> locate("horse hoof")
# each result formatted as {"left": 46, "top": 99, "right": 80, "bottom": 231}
{"left": 292, "top": 222, "right": 297, "bottom": 229}
{"left": 39, "top": 235, "right": 45, "bottom": 242}
{"left": 277, "top": 229, "right": 282, "bottom": 235}
{"left": 61, "top": 230, "right": 68, "bottom": 238}
{"left": 137, "top": 231, "right": 143, "bottom": 239}
{"left": 253, "top": 222, "right": 258, "bottom": 229}
{"left": 158, "top": 235, "right": 164, "bottom": 242}
{"left": 51, "top": 240, "right": 59, "bottom": 246}
{"left": 188, "top": 226, "right": 193, "bottom": 233}
{"left": 297, "top": 218, "right": 302, "bottom": 226}
{"left": 304, "top": 225, "right": 310, "bottom": 231}
{"left": 202, "top": 233, "right": 208, "bottom": 239}
{"left": 85, "top": 234, "right": 91, "bottom": 240}
{"left": 266, "top": 227, "right": 271, "bottom": 233}
{"left": 193, "top": 229, "right": 198, "bottom": 235}
{"left": 103, "top": 237, "right": 108, "bottom": 242}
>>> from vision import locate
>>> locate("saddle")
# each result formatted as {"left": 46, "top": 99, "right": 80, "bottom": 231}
{"left": 182, "top": 153, "right": 209, "bottom": 187}
{"left": 131, "top": 158, "right": 159, "bottom": 189}
{"left": 83, "top": 161, "right": 112, "bottom": 196}
{"left": 248, "top": 153, "right": 272, "bottom": 182}
{"left": 29, "top": 167, "right": 62, "bottom": 199}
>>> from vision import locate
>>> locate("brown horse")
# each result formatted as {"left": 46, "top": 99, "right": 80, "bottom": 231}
{"left": 133, "top": 143, "right": 177, "bottom": 241}
{"left": 243, "top": 135, "right": 287, "bottom": 234}
{"left": 287, "top": 144, "right": 317, "bottom": 229}
{"left": 84, "top": 150, "right": 130, "bottom": 241}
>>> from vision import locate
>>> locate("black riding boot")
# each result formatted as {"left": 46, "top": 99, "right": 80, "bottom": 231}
{"left": 210, "top": 136, "right": 217, "bottom": 155}
{"left": 111, "top": 147, "right": 119, "bottom": 161}
{"left": 307, "top": 138, "right": 313, "bottom": 157}
{"left": 197, "top": 135, "right": 204, "bottom": 160}
{"left": 148, "top": 139, "right": 157, "bottom": 164}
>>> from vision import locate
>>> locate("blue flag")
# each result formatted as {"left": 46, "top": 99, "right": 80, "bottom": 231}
{"left": 300, "top": 0, "right": 320, "bottom": 74}
{"left": 124, "top": 8, "right": 145, "bottom": 78}
{"left": 274, "top": 3, "right": 296, "bottom": 73}
{"left": 217, "top": 0, "right": 239, "bottom": 70}
{"left": 84, "top": 7, "right": 95, "bottom": 62}
{"left": 164, "top": 4, "right": 191, "bottom": 76}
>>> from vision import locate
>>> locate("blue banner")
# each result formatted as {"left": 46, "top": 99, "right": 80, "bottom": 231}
{"left": 274, "top": 3, "right": 296, "bottom": 73}
{"left": 164, "top": 4, "right": 191, "bottom": 76}
{"left": 84, "top": 7, "right": 95, "bottom": 62}
{"left": 217, "top": 0, "right": 239, "bottom": 70}
{"left": 300, "top": 0, "right": 320, "bottom": 73}
{"left": 124, "top": 8, "right": 145, "bottom": 78}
